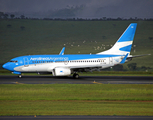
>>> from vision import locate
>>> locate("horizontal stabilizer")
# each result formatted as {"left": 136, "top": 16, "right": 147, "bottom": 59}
{"left": 128, "top": 54, "right": 151, "bottom": 58}
{"left": 120, "top": 53, "right": 129, "bottom": 64}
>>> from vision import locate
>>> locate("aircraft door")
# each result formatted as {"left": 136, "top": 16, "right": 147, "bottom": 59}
{"left": 109, "top": 57, "right": 113, "bottom": 64}
{"left": 64, "top": 60, "right": 69, "bottom": 65}
{"left": 24, "top": 57, "right": 29, "bottom": 67}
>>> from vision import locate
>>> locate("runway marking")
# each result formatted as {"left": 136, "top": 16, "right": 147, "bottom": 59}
{"left": 15, "top": 82, "right": 24, "bottom": 84}
{"left": 93, "top": 80, "right": 102, "bottom": 84}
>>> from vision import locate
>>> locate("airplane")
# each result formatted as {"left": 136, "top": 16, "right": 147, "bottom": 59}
{"left": 2, "top": 23, "right": 148, "bottom": 78}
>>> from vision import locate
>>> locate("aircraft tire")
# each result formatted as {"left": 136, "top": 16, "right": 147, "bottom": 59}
{"left": 73, "top": 73, "right": 79, "bottom": 79}
{"left": 18, "top": 75, "right": 22, "bottom": 78}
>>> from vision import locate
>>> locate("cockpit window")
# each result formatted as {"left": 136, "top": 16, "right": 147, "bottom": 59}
{"left": 10, "top": 60, "right": 18, "bottom": 63}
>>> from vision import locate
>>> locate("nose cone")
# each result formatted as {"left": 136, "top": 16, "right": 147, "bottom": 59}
{"left": 3, "top": 63, "right": 8, "bottom": 69}
{"left": 3, "top": 63, "right": 11, "bottom": 71}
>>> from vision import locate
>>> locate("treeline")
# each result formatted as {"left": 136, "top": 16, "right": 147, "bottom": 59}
{"left": 1, "top": 11, "right": 153, "bottom": 21}
{"left": 104, "top": 63, "right": 152, "bottom": 72}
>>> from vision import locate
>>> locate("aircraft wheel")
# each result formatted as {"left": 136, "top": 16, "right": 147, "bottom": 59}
{"left": 18, "top": 75, "right": 22, "bottom": 78}
{"left": 73, "top": 73, "right": 79, "bottom": 79}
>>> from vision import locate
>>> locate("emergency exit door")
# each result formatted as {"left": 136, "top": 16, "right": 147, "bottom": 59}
{"left": 109, "top": 57, "right": 113, "bottom": 64}
{"left": 24, "top": 57, "right": 29, "bottom": 67}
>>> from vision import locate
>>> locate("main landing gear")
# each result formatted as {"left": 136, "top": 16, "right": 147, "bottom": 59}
{"left": 73, "top": 73, "right": 79, "bottom": 79}
{"left": 18, "top": 74, "right": 22, "bottom": 78}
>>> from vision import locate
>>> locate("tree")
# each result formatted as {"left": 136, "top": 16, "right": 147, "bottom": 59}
{"left": 20, "top": 26, "right": 25, "bottom": 30}
{"left": 127, "top": 63, "right": 137, "bottom": 71}
{"left": 7, "top": 24, "right": 12, "bottom": 28}
{"left": 10, "top": 14, "right": 15, "bottom": 19}
{"left": 4, "top": 14, "right": 8, "bottom": 19}
{"left": 102, "top": 36, "right": 106, "bottom": 39}
{"left": 113, "top": 64, "right": 124, "bottom": 71}
{"left": 149, "top": 37, "right": 153, "bottom": 41}
{"left": 103, "top": 17, "right": 106, "bottom": 20}
{"left": 0, "top": 12, "right": 4, "bottom": 19}
{"left": 20, "top": 15, "right": 25, "bottom": 19}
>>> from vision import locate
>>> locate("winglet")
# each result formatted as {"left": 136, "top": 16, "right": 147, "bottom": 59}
{"left": 120, "top": 53, "right": 129, "bottom": 64}
{"left": 59, "top": 47, "right": 65, "bottom": 55}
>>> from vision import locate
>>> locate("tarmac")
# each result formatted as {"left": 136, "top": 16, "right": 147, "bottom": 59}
{"left": 0, "top": 75, "right": 153, "bottom": 84}
{"left": 0, "top": 115, "right": 153, "bottom": 120}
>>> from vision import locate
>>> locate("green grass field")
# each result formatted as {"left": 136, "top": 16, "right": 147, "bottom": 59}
{"left": 1, "top": 100, "right": 152, "bottom": 116}
{"left": 0, "top": 20, "right": 153, "bottom": 70}
{"left": 0, "top": 84, "right": 153, "bottom": 116}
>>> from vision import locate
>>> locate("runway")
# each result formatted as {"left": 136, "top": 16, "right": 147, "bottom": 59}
{"left": 0, "top": 116, "right": 153, "bottom": 120}
{"left": 0, "top": 75, "right": 153, "bottom": 84}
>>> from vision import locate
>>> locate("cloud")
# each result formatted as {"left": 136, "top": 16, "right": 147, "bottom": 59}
{"left": 0, "top": 0, "right": 153, "bottom": 18}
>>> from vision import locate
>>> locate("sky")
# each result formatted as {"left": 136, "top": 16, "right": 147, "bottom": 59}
{"left": 0, "top": 0, "right": 153, "bottom": 18}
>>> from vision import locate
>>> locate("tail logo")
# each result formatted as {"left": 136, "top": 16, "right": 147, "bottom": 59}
{"left": 119, "top": 44, "right": 132, "bottom": 52}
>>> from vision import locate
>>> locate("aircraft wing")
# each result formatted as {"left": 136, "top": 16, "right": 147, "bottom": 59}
{"left": 59, "top": 47, "right": 65, "bottom": 55}
{"left": 120, "top": 53, "right": 129, "bottom": 64}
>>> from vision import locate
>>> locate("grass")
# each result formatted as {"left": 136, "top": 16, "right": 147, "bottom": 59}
{"left": 0, "top": 100, "right": 153, "bottom": 116}
{"left": 0, "top": 84, "right": 153, "bottom": 101}
{"left": 0, "top": 84, "right": 153, "bottom": 115}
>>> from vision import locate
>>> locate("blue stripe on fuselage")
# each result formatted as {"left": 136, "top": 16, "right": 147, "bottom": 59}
{"left": 28, "top": 54, "right": 121, "bottom": 61}
{"left": 13, "top": 54, "right": 122, "bottom": 64}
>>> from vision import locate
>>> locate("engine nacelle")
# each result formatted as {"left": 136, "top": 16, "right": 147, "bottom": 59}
{"left": 53, "top": 68, "right": 71, "bottom": 76}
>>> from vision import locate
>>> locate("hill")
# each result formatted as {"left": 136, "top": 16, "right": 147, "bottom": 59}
{"left": 0, "top": 20, "right": 153, "bottom": 70}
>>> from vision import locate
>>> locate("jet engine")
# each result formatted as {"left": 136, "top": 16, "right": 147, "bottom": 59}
{"left": 53, "top": 68, "right": 71, "bottom": 76}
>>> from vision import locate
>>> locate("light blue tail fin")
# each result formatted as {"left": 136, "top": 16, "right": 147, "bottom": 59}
{"left": 117, "top": 23, "right": 137, "bottom": 42}
{"left": 97, "top": 23, "right": 137, "bottom": 55}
